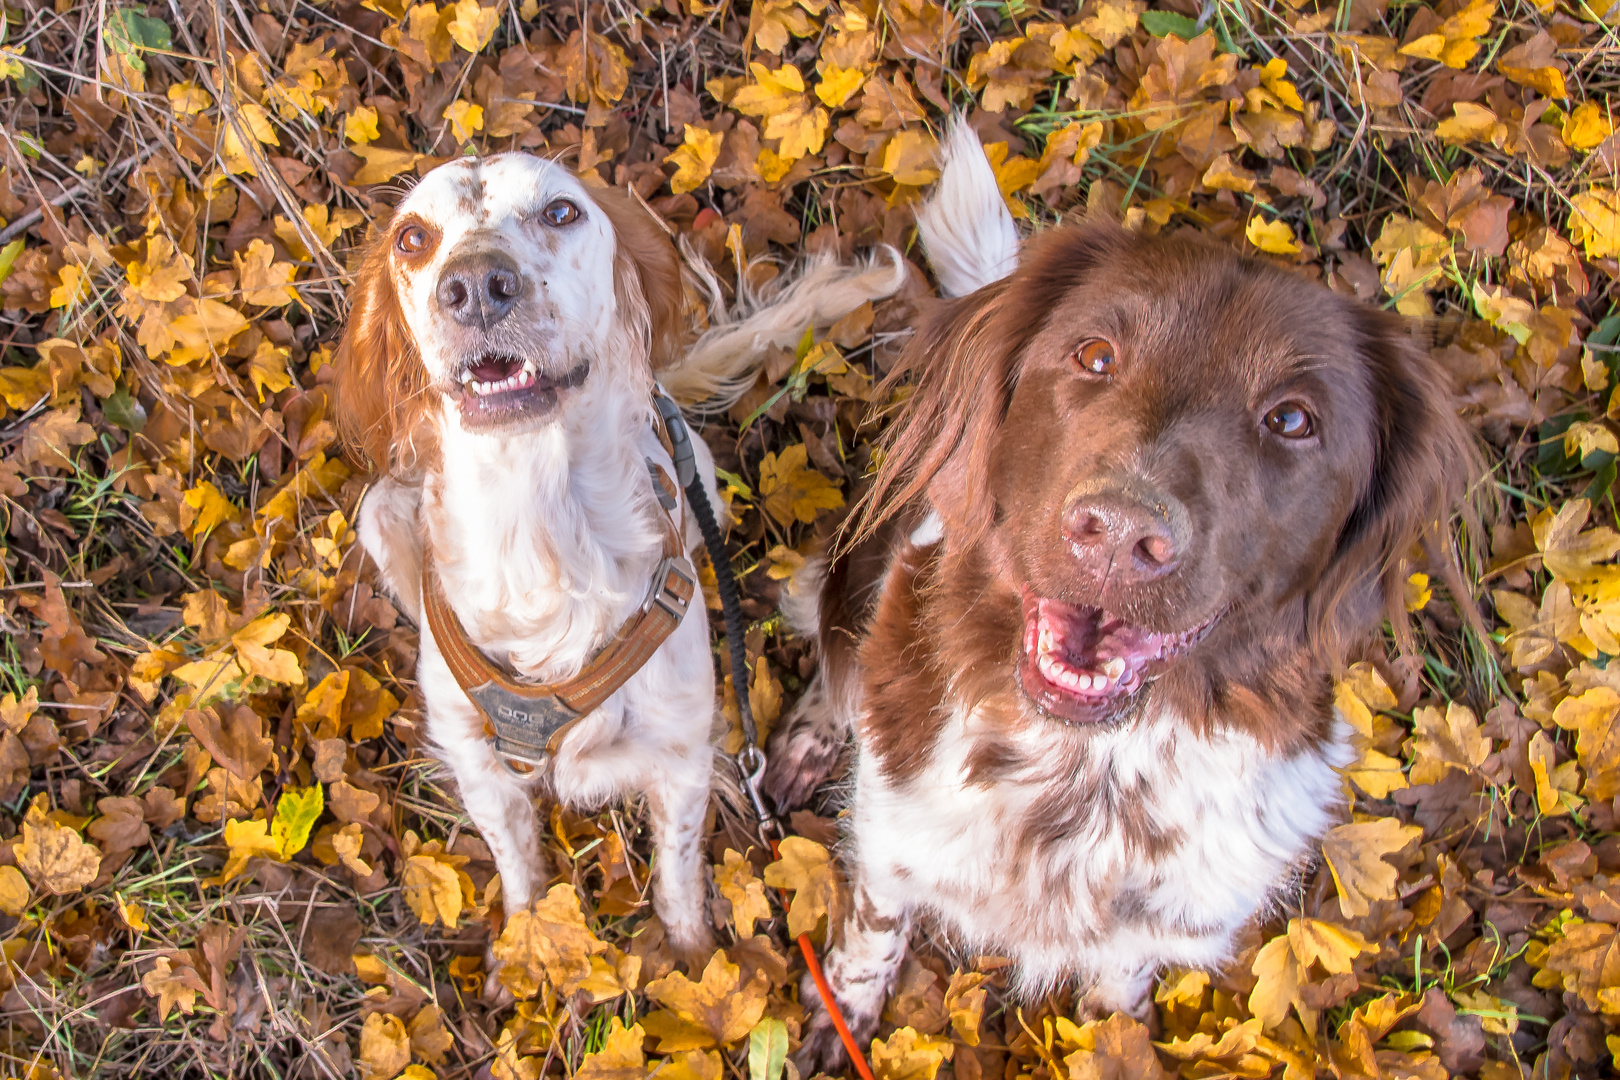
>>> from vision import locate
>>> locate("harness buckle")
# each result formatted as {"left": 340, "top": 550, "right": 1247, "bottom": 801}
{"left": 646, "top": 554, "right": 696, "bottom": 621}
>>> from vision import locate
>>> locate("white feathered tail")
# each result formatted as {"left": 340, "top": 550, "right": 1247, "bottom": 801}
{"left": 660, "top": 248, "right": 906, "bottom": 407}
{"left": 914, "top": 117, "right": 1021, "bottom": 297}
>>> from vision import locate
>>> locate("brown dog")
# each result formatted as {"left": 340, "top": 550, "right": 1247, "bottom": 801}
{"left": 767, "top": 128, "right": 1481, "bottom": 1066}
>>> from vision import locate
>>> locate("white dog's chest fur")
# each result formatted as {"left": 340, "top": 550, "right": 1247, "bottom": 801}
{"left": 851, "top": 704, "right": 1354, "bottom": 991}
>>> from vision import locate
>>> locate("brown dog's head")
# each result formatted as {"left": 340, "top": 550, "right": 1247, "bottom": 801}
{"left": 859, "top": 220, "right": 1480, "bottom": 734}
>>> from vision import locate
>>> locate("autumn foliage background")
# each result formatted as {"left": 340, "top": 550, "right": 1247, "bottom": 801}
{"left": 0, "top": 0, "right": 1614, "bottom": 1076}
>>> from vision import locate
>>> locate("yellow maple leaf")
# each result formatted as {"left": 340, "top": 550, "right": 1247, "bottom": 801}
{"left": 231, "top": 613, "right": 304, "bottom": 685}
{"left": 359, "top": 1012, "right": 412, "bottom": 1080}
{"left": 982, "top": 141, "right": 1040, "bottom": 201}
{"left": 0, "top": 865, "right": 29, "bottom": 916}
{"left": 1435, "top": 100, "right": 1507, "bottom": 146}
{"left": 761, "top": 835, "right": 838, "bottom": 937}
{"left": 879, "top": 129, "right": 941, "bottom": 187}
{"left": 1527, "top": 729, "right": 1579, "bottom": 816}
{"left": 1248, "top": 934, "right": 1302, "bottom": 1030}
{"left": 1257, "top": 57, "right": 1305, "bottom": 112}
{"left": 165, "top": 297, "right": 251, "bottom": 364}
{"left": 141, "top": 955, "right": 208, "bottom": 1021}
{"left": 1497, "top": 31, "right": 1567, "bottom": 99}
{"left": 126, "top": 234, "right": 193, "bottom": 302}
{"left": 666, "top": 125, "right": 723, "bottom": 195}
{"left": 248, "top": 339, "right": 293, "bottom": 401}
{"left": 233, "top": 238, "right": 298, "bottom": 307}
{"left": 815, "top": 64, "right": 864, "bottom": 108}
{"left": 208, "top": 816, "right": 282, "bottom": 886}
{"left": 732, "top": 63, "right": 827, "bottom": 162}
{"left": 944, "top": 971, "right": 987, "bottom": 1046}
{"left": 576, "top": 1018, "right": 647, "bottom": 1080}
{"left": 1552, "top": 686, "right": 1620, "bottom": 800}
{"left": 644, "top": 952, "right": 769, "bottom": 1049}
{"left": 1570, "top": 188, "right": 1620, "bottom": 259}
{"left": 402, "top": 846, "right": 472, "bottom": 928}
{"left": 1564, "top": 102, "right": 1614, "bottom": 152}
{"left": 870, "top": 1026, "right": 953, "bottom": 1080}
{"left": 1397, "top": 0, "right": 1495, "bottom": 68}
{"left": 446, "top": 0, "right": 498, "bottom": 53}
{"left": 492, "top": 883, "right": 608, "bottom": 997}
{"left": 15, "top": 817, "right": 101, "bottom": 895}
{"left": 1404, "top": 571, "right": 1432, "bottom": 612}
{"left": 749, "top": 0, "right": 826, "bottom": 55}
{"left": 345, "top": 104, "right": 380, "bottom": 144}
{"left": 1287, "top": 917, "right": 1370, "bottom": 972}
{"left": 180, "top": 479, "right": 239, "bottom": 540}
{"left": 716, "top": 849, "right": 772, "bottom": 937}
{"left": 1246, "top": 216, "right": 1301, "bottom": 255}
{"left": 1408, "top": 701, "right": 1489, "bottom": 785}
{"left": 352, "top": 144, "right": 423, "bottom": 186}
{"left": 441, "top": 100, "right": 482, "bottom": 144}
{"left": 49, "top": 264, "right": 92, "bottom": 309}
{"left": 168, "top": 80, "right": 212, "bottom": 116}
{"left": 1079, "top": 0, "right": 1143, "bottom": 48}
{"left": 758, "top": 443, "right": 844, "bottom": 526}
{"left": 1321, "top": 817, "right": 1421, "bottom": 917}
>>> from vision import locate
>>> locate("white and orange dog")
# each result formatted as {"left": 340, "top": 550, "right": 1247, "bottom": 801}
{"left": 334, "top": 153, "right": 899, "bottom": 957}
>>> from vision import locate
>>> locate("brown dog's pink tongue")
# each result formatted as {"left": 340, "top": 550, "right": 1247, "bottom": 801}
{"left": 1037, "top": 598, "right": 1102, "bottom": 664}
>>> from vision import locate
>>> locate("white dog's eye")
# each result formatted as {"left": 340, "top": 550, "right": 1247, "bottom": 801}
{"left": 396, "top": 224, "right": 431, "bottom": 255}
{"left": 541, "top": 199, "right": 581, "bottom": 227}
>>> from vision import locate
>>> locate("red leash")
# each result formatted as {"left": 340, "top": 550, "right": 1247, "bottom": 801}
{"left": 770, "top": 837, "right": 877, "bottom": 1080}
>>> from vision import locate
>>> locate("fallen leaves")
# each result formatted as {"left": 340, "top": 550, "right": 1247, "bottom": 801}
{"left": 643, "top": 951, "right": 769, "bottom": 1050}
{"left": 15, "top": 813, "right": 101, "bottom": 895}
{"left": 762, "top": 836, "right": 838, "bottom": 938}
{"left": 1320, "top": 817, "right": 1422, "bottom": 918}
{"left": 1, "top": 2, "right": 1617, "bottom": 1078}
{"left": 491, "top": 884, "right": 608, "bottom": 998}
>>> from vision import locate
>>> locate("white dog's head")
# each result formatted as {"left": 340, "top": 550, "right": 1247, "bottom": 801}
{"left": 335, "top": 154, "right": 684, "bottom": 471}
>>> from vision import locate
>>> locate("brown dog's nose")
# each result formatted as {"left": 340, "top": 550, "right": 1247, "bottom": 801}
{"left": 435, "top": 250, "right": 524, "bottom": 331}
{"left": 1062, "top": 481, "right": 1188, "bottom": 583}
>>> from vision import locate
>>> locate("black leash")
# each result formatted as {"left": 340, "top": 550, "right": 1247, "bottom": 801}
{"left": 653, "top": 392, "right": 777, "bottom": 836}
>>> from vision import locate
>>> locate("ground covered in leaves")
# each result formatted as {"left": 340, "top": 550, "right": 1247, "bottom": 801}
{"left": 0, "top": 0, "right": 1615, "bottom": 1077}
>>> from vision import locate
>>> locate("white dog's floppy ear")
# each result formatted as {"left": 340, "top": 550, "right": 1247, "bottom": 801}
{"left": 590, "top": 186, "right": 688, "bottom": 370}
{"left": 334, "top": 230, "right": 434, "bottom": 475}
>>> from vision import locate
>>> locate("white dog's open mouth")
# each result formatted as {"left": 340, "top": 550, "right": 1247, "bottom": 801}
{"left": 451, "top": 353, "right": 589, "bottom": 428}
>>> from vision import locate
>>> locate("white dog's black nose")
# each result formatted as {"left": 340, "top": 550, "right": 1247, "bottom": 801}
{"left": 436, "top": 251, "right": 524, "bottom": 331}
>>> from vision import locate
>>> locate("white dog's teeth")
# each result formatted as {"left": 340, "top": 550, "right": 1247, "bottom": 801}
{"left": 1103, "top": 657, "right": 1126, "bottom": 680}
{"left": 460, "top": 370, "right": 474, "bottom": 385}
{"left": 1038, "top": 628, "right": 1056, "bottom": 655}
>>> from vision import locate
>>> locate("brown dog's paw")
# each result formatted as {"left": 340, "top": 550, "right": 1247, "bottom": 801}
{"left": 480, "top": 946, "right": 517, "bottom": 1009}
{"left": 762, "top": 681, "right": 849, "bottom": 811}
{"left": 793, "top": 1006, "right": 851, "bottom": 1075}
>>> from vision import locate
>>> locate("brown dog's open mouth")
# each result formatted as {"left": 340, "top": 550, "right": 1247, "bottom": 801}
{"left": 452, "top": 353, "right": 589, "bottom": 427}
{"left": 1017, "top": 594, "right": 1220, "bottom": 723}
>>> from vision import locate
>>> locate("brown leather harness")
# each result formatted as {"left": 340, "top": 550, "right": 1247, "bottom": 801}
{"left": 420, "top": 393, "right": 698, "bottom": 773}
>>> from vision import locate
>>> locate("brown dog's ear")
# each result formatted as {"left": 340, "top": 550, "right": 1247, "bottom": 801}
{"left": 851, "top": 219, "right": 1131, "bottom": 546}
{"left": 590, "top": 185, "right": 686, "bottom": 370}
{"left": 333, "top": 233, "right": 432, "bottom": 475}
{"left": 1308, "top": 306, "right": 1485, "bottom": 660}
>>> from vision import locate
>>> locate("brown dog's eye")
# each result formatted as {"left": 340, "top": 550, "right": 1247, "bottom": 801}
{"left": 541, "top": 199, "right": 581, "bottom": 227}
{"left": 1264, "top": 402, "right": 1316, "bottom": 439}
{"left": 1070, "top": 339, "right": 1116, "bottom": 377}
{"left": 396, "top": 224, "right": 431, "bottom": 254}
